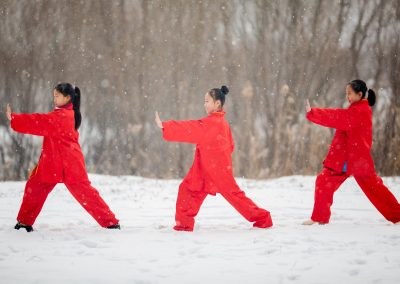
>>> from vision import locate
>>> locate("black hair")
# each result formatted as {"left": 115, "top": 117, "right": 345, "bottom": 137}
{"left": 208, "top": 85, "right": 229, "bottom": 107}
{"left": 347, "top": 79, "right": 376, "bottom": 106}
{"left": 54, "top": 82, "right": 82, "bottom": 129}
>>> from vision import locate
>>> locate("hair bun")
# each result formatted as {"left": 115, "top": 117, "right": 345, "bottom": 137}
{"left": 221, "top": 85, "right": 229, "bottom": 95}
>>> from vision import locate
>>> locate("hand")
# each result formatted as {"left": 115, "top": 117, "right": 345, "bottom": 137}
{"left": 155, "top": 111, "right": 163, "bottom": 129}
{"left": 6, "top": 103, "right": 12, "bottom": 121}
{"left": 305, "top": 99, "right": 311, "bottom": 113}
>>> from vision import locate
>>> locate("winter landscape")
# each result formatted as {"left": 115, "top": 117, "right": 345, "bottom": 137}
{"left": 1, "top": 174, "right": 399, "bottom": 284}
{"left": 1, "top": 1, "right": 400, "bottom": 284}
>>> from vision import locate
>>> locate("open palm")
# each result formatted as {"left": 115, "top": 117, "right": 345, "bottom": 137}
{"left": 6, "top": 104, "right": 12, "bottom": 120}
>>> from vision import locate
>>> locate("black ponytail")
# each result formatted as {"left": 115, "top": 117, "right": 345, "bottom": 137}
{"left": 367, "top": 89, "right": 376, "bottom": 107}
{"left": 54, "top": 82, "right": 82, "bottom": 129}
{"left": 208, "top": 85, "right": 229, "bottom": 107}
{"left": 73, "top": 87, "right": 82, "bottom": 129}
{"left": 347, "top": 79, "right": 376, "bottom": 107}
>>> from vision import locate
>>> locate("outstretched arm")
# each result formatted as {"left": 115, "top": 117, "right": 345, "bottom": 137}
{"left": 11, "top": 111, "right": 60, "bottom": 137}
{"left": 155, "top": 112, "right": 206, "bottom": 144}
{"left": 305, "top": 99, "right": 361, "bottom": 131}
{"left": 306, "top": 107, "right": 353, "bottom": 131}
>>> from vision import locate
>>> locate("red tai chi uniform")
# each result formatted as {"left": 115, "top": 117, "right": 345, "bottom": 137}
{"left": 306, "top": 99, "right": 400, "bottom": 223}
{"left": 11, "top": 103, "right": 119, "bottom": 227}
{"left": 162, "top": 110, "right": 273, "bottom": 230}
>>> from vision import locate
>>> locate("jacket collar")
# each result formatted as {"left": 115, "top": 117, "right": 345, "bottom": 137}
{"left": 349, "top": 99, "right": 368, "bottom": 108}
{"left": 55, "top": 103, "right": 73, "bottom": 110}
{"left": 210, "top": 109, "right": 226, "bottom": 117}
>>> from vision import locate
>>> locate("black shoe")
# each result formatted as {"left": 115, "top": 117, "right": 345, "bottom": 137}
{"left": 14, "top": 222, "right": 34, "bottom": 232}
{"left": 106, "top": 224, "right": 121, "bottom": 230}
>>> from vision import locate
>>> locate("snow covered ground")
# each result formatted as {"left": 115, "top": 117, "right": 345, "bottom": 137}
{"left": 0, "top": 174, "right": 399, "bottom": 284}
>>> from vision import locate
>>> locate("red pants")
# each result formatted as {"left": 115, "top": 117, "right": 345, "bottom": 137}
{"left": 311, "top": 167, "right": 400, "bottom": 223}
{"left": 17, "top": 174, "right": 119, "bottom": 227}
{"left": 175, "top": 178, "right": 271, "bottom": 229}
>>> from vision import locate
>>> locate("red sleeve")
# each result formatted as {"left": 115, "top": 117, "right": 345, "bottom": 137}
{"left": 228, "top": 127, "right": 234, "bottom": 153}
{"left": 11, "top": 112, "right": 60, "bottom": 137}
{"left": 162, "top": 119, "right": 206, "bottom": 144}
{"left": 306, "top": 108, "right": 361, "bottom": 131}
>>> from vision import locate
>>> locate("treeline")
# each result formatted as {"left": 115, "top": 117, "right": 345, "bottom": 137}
{"left": 0, "top": 0, "right": 399, "bottom": 181}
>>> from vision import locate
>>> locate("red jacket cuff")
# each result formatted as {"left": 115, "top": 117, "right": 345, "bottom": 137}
{"left": 161, "top": 121, "right": 171, "bottom": 140}
{"left": 306, "top": 109, "right": 313, "bottom": 120}
{"left": 10, "top": 113, "right": 18, "bottom": 129}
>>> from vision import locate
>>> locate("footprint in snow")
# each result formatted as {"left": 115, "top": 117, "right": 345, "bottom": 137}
{"left": 263, "top": 248, "right": 279, "bottom": 255}
{"left": 8, "top": 246, "right": 19, "bottom": 253}
{"left": 348, "top": 269, "right": 359, "bottom": 276}
{"left": 156, "top": 224, "right": 168, "bottom": 230}
{"left": 79, "top": 240, "right": 98, "bottom": 248}
{"left": 353, "top": 259, "right": 367, "bottom": 265}
{"left": 26, "top": 255, "right": 42, "bottom": 262}
{"left": 287, "top": 274, "right": 300, "bottom": 281}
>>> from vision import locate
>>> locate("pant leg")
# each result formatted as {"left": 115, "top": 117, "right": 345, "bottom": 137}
{"left": 311, "top": 167, "right": 349, "bottom": 223}
{"left": 64, "top": 180, "right": 119, "bottom": 227}
{"left": 218, "top": 177, "right": 271, "bottom": 223}
{"left": 17, "top": 174, "right": 56, "bottom": 226}
{"left": 354, "top": 174, "right": 400, "bottom": 223}
{"left": 175, "top": 182, "right": 208, "bottom": 229}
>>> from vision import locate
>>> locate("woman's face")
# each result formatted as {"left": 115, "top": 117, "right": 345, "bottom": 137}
{"left": 204, "top": 93, "right": 221, "bottom": 114}
{"left": 346, "top": 85, "right": 363, "bottom": 104}
{"left": 53, "top": 90, "right": 71, "bottom": 107}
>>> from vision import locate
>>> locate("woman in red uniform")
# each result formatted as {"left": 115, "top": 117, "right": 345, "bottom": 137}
{"left": 303, "top": 79, "right": 400, "bottom": 225}
{"left": 155, "top": 86, "right": 272, "bottom": 231}
{"left": 6, "top": 83, "right": 120, "bottom": 232}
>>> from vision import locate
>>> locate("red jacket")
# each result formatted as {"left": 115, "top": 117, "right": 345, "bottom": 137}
{"left": 162, "top": 111, "right": 235, "bottom": 195}
{"left": 11, "top": 103, "right": 89, "bottom": 183}
{"left": 306, "top": 99, "right": 375, "bottom": 176}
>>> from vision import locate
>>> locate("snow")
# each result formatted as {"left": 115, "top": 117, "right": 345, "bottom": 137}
{"left": 1, "top": 174, "right": 399, "bottom": 284}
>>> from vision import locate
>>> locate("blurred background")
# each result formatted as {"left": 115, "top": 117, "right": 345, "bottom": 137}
{"left": 0, "top": 0, "right": 399, "bottom": 181}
